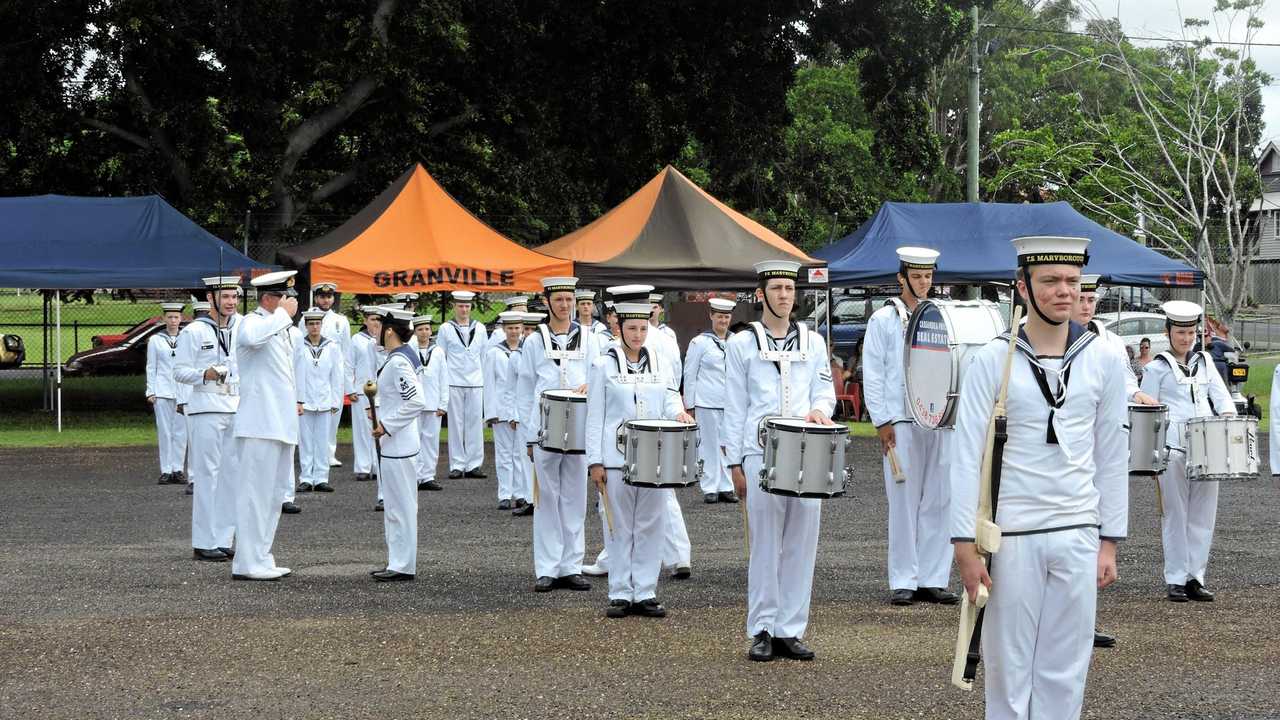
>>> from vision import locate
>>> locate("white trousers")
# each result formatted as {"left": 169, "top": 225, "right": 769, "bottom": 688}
{"left": 592, "top": 497, "right": 611, "bottom": 570}
{"left": 662, "top": 490, "right": 691, "bottom": 568}
{"left": 153, "top": 397, "right": 188, "bottom": 473}
{"left": 379, "top": 453, "right": 419, "bottom": 574}
{"left": 188, "top": 412, "right": 237, "bottom": 550}
{"left": 447, "top": 386, "right": 484, "bottom": 472}
{"left": 604, "top": 470, "right": 666, "bottom": 602}
{"left": 413, "top": 411, "right": 442, "bottom": 482}
{"left": 984, "top": 527, "right": 1099, "bottom": 720}
{"left": 745, "top": 454, "right": 821, "bottom": 639}
{"left": 231, "top": 438, "right": 292, "bottom": 576}
{"left": 696, "top": 408, "right": 732, "bottom": 494}
{"left": 1158, "top": 452, "right": 1219, "bottom": 585}
{"left": 884, "top": 422, "right": 952, "bottom": 590}
{"left": 492, "top": 422, "right": 517, "bottom": 500}
{"left": 514, "top": 442, "right": 533, "bottom": 502}
{"left": 532, "top": 448, "right": 587, "bottom": 578}
{"left": 352, "top": 395, "right": 376, "bottom": 475}
{"left": 298, "top": 411, "right": 333, "bottom": 486}
{"left": 328, "top": 403, "right": 342, "bottom": 464}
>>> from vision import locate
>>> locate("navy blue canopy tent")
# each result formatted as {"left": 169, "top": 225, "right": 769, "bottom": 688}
{"left": 815, "top": 202, "right": 1202, "bottom": 288}
{"left": 0, "top": 195, "right": 268, "bottom": 288}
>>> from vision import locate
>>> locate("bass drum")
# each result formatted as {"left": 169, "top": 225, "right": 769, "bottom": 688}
{"left": 904, "top": 299, "right": 1006, "bottom": 429}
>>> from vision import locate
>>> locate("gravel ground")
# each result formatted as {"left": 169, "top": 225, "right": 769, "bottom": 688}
{"left": 2, "top": 438, "right": 1280, "bottom": 720}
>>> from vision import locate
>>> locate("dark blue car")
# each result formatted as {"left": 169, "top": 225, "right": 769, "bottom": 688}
{"left": 811, "top": 289, "right": 898, "bottom": 377}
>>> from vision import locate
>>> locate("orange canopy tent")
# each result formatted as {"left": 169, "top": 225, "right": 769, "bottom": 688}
{"left": 535, "top": 165, "right": 824, "bottom": 289}
{"left": 278, "top": 164, "right": 571, "bottom": 293}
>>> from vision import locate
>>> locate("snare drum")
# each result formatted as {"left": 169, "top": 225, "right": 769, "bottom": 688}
{"left": 757, "top": 417, "right": 850, "bottom": 498}
{"left": 1128, "top": 404, "right": 1170, "bottom": 476}
{"left": 617, "top": 420, "right": 702, "bottom": 488}
{"left": 905, "top": 299, "right": 1007, "bottom": 429}
{"left": 1184, "top": 416, "right": 1259, "bottom": 482}
{"left": 538, "top": 390, "right": 587, "bottom": 453}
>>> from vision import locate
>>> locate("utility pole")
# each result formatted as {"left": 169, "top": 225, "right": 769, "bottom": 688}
{"left": 967, "top": 5, "right": 981, "bottom": 203}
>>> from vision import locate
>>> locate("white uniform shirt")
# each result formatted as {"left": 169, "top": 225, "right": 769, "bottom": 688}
{"left": 649, "top": 323, "right": 682, "bottom": 381}
{"left": 145, "top": 331, "right": 182, "bottom": 400}
{"left": 722, "top": 322, "right": 836, "bottom": 465}
{"left": 682, "top": 332, "right": 729, "bottom": 410}
{"left": 374, "top": 347, "right": 427, "bottom": 458}
{"left": 174, "top": 315, "right": 240, "bottom": 415}
{"left": 950, "top": 327, "right": 1129, "bottom": 541}
{"left": 233, "top": 306, "right": 298, "bottom": 445}
{"left": 483, "top": 342, "right": 520, "bottom": 422}
{"left": 516, "top": 322, "right": 601, "bottom": 446}
{"left": 1088, "top": 319, "right": 1140, "bottom": 400}
{"left": 437, "top": 319, "right": 488, "bottom": 387}
{"left": 293, "top": 336, "right": 344, "bottom": 412}
{"left": 298, "top": 308, "right": 354, "bottom": 394}
{"left": 411, "top": 341, "right": 449, "bottom": 413}
{"left": 585, "top": 346, "right": 685, "bottom": 469}
{"left": 351, "top": 330, "right": 382, "bottom": 397}
{"left": 1140, "top": 350, "right": 1234, "bottom": 450}
{"left": 862, "top": 303, "right": 911, "bottom": 427}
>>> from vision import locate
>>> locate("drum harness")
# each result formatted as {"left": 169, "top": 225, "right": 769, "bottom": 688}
{"left": 538, "top": 322, "right": 585, "bottom": 390}
{"left": 1154, "top": 351, "right": 1220, "bottom": 440}
{"left": 748, "top": 321, "right": 810, "bottom": 425}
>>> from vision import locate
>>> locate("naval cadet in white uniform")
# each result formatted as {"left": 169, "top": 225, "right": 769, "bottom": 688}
{"left": 1141, "top": 300, "right": 1235, "bottom": 603}
{"left": 370, "top": 308, "right": 427, "bottom": 581}
{"left": 487, "top": 296, "right": 529, "bottom": 351}
{"left": 507, "top": 312, "right": 543, "bottom": 517}
{"left": 351, "top": 306, "right": 384, "bottom": 483}
{"left": 175, "top": 276, "right": 242, "bottom": 561}
{"left": 230, "top": 270, "right": 300, "bottom": 581}
{"left": 576, "top": 289, "right": 608, "bottom": 336}
{"left": 586, "top": 300, "right": 693, "bottom": 619}
{"left": 302, "top": 282, "right": 353, "bottom": 469}
{"left": 485, "top": 311, "right": 526, "bottom": 509}
{"left": 951, "top": 236, "right": 1128, "bottom": 720}
{"left": 517, "top": 277, "right": 600, "bottom": 591}
{"left": 146, "top": 302, "right": 189, "bottom": 485}
{"left": 293, "top": 308, "right": 344, "bottom": 493}
{"left": 683, "top": 298, "right": 738, "bottom": 504}
{"left": 862, "top": 247, "right": 958, "bottom": 607}
{"left": 724, "top": 260, "right": 836, "bottom": 662}
{"left": 438, "top": 290, "right": 489, "bottom": 478}
{"left": 410, "top": 314, "right": 448, "bottom": 492}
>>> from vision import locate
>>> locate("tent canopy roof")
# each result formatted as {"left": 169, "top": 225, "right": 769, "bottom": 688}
{"left": 278, "top": 164, "right": 571, "bottom": 294}
{"left": 814, "top": 201, "right": 1202, "bottom": 288}
{"left": 535, "top": 166, "right": 823, "bottom": 289}
{"left": 0, "top": 194, "right": 268, "bottom": 289}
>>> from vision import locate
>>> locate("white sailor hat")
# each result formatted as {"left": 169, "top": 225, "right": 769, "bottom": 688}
{"left": 302, "top": 308, "right": 326, "bottom": 322}
{"left": 191, "top": 301, "right": 211, "bottom": 313}
{"left": 1011, "top": 236, "right": 1090, "bottom": 267}
{"left": 393, "top": 292, "right": 420, "bottom": 302}
{"left": 708, "top": 298, "right": 736, "bottom": 313}
{"left": 522, "top": 312, "right": 546, "bottom": 326}
{"left": 541, "top": 276, "right": 579, "bottom": 294}
{"left": 505, "top": 296, "right": 530, "bottom": 308}
{"left": 607, "top": 284, "right": 654, "bottom": 303}
{"left": 160, "top": 302, "right": 185, "bottom": 313}
{"left": 575, "top": 289, "right": 596, "bottom": 301}
{"left": 648, "top": 292, "right": 664, "bottom": 305}
{"left": 381, "top": 302, "right": 407, "bottom": 311}
{"left": 202, "top": 275, "right": 243, "bottom": 291}
{"left": 361, "top": 305, "right": 385, "bottom": 317}
{"left": 1162, "top": 300, "right": 1203, "bottom": 327}
{"left": 497, "top": 311, "right": 525, "bottom": 325}
{"left": 754, "top": 260, "right": 801, "bottom": 281}
{"left": 383, "top": 308, "right": 414, "bottom": 327}
{"left": 615, "top": 302, "right": 653, "bottom": 321}
{"left": 250, "top": 270, "right": 298, "bottom": 296}
{"left": 1079, "top": 274, "right": 1102, "bottom": 293}
{"left": 896, "top": 246, "right": 940, "bottom": 270}
{"left": 451, "top": 290, "right": 476, "bottom": 302}
{"left": 411, "top": 314, "right": 433, "bottom": 327}
{"left": 311, "top": 281, "right": 338, "bottom": 293}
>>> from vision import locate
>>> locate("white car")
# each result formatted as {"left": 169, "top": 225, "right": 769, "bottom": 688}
{"left": 1092, "top": 312, "right": 1169, "bottom": 357}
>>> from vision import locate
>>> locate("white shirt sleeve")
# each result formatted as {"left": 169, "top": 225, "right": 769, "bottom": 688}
{"left": 1204, "top": 352, "right": 1235, "bottom": 416}
{"left": 381, "top": 358, "right": 426, "bottom": 435}
{"left": 682, "top": 336, "right": 705, "bottom": 409}
{"left": 808, "top": 332, "right": 836, "bottom": 417}
{"left": 722, "top": 336, "right": 750, "bottom": 466}
{"left": 482, "top": 348, "right": 500, "bottom": 422}
{"left": 585, "top": 357, "right": 608, "bottom": 467}
{"left": 1094, "top": 350, "right": 1130, "bottom": 540}
{"left": 1271, "top": 366, "right": 1280, "bottom": 473}
{"left": 949, "top": 344, "right": 999, "bottom": 541}
{"left": 145, "top": 336, "right": 160, "bottom": 397}
{"left": 293, "top": 342, "right": 307, "bottom": 404}
{"left": 861, "top": 312, "right": 893, "bottom": 427}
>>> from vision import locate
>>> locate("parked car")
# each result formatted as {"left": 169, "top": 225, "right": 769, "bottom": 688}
{"left": 1093, "top": 312, "right": 1170, "bottom": 356}
{"left": 811, "top": 288, "right": 899, "bottom": 373}
{"left": 64, "top": 319, "right": 190, "bottom": 376}
{"left": 92, "top": 317, "right": 162, "bottom": 348}
{"left": 1096, "top": 286, "right": 1162, "bottom": 314}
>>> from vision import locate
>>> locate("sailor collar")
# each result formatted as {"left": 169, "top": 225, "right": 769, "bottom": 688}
{"left": 1004, "top": 320, "right": 1095, "bottom": 367}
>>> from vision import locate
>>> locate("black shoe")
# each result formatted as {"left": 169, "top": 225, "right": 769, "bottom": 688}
{"left": 371, "top": 570, "right": 414, "bottom": 582}
{"left": 281, "top": 502, "right": 301, "bottom": 514}
{"left": 418, "top": 480, "right": 443, "bottom": 491}
{"left": 1167, "top": 584, "right": 1188, "bottom": 602}
{"left": 704, "top": 493, "right": 719, "bottom": 504}
{"left": 534, "top": 576, "right": 556, "bottom": 592}
{"left": 514, "top": 498, "right": 528, "bottom": 508}
{"left": 772, "top": 636, "right": 815, "bottom": 661}
{"left": 558, "top": 574, "right": 591, "bottom": 591}
{"left": 374, "top": 500, "right": 384, "bottom": 512}
{"left": 749, "top": 631, "right": 774, "bottom": 662}
{"left": 672, "top": 565, "right": 692, "bottom": 580}
{"left": 914, "top": 587, "right": 960, "bottom": 605}
{"left": 354, "top": 473, "right": 372, "bottom": 482}
{"left": 217, "top": 546, "right": 235, "bottom": 559}
{"left": 296, "top": 482, "right": 313, "bottom": 493}
{"left": 157, "top": 472, "right": 171, "bottom": 485}
{"left": 184, "top": 483, "right": 194, "bottom": 496}
{"left": 1186, "top": 578, "right": 1215, "bottom": 602}
{"left": 193, "top": 548, "right": 228, "bottom": 562}
{"left": 314, "top": 482, "right": 334, "bottom": 493}
{"left": 448, "top": 469, "right": 464, "bottom": 479}
{"left": 512, "top": 503, "right": 534, "bottom": 517}
{"left": 631, "top": 598, "right": 667, "bottom": 618}
{"left": 1094, "top": 629, "right": 1117, "bottom": 648}
{"left": 464, "top": 468, "right": 487, "bottom": 478}
{"left": 605, "top": 599, "right": 630, "bottom": 618}
{"left": 718, "top": 491, "right": 739, "bottom": 503}
{"left": 498, "top": 499, "right": 512, "bottom": 510}
{"left": 890, "top": 589, "right": 915, "bottom": 606}
{"left": 173, "top": 471, "right": 187, "bottom": 483}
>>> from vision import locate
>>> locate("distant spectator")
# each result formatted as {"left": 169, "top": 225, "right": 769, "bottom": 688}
{"left": 1137, "top": 337, "right": 1154, "bottom": 368}
{"left": 1126, "top": 345, "right": 1142, "bottom": 384}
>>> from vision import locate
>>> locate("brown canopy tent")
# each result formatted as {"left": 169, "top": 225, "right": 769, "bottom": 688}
{"left": 535, "top": 166, "right": 824, "bottom": 289}
{"left": 277, "top": 164, "right": 572, "bottom": 293}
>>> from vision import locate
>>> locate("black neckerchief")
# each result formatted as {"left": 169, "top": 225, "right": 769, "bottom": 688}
{"left": 449, "top": 319, "right": 480, "bottom": 347}
{"left": 1013, "top": 322, "right": 1093, "bottom": 445}
{"left": 545, "top": 322, "right": 582, "bottom": 367}
{"left": 415, "top": 342, "right": 435, "bottom": 366}
{"left": 161, "top": 332, "right": 178, "bottom": 356}
{"left": 305, "top": 337, "right": 329, "bottom": 363}
{"left": 760, "top": 322, "right": 801, "bottom": 375}
{"left": 198, "top": 315, "right": 236, "bottom": 359}
{"left": 700, "top": 331, "right": 726, "bottom": 353}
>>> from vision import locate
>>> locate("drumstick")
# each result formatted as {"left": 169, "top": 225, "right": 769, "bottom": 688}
{"left": 599, "top": 483, "right": 615, "bottom": 538}
{"left": 741, "top": 501, "right": 751, "bottom": 560}
{"left": 1154, "top": 477, "right": 1163, "bottom": 518}
{"left": 888, "top": 446, "right": 906, "bottom": 483}
{"left": 532, "top": 462, "right": 539, "bottom": 507}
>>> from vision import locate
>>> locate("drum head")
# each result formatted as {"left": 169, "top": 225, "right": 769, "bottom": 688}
{"left": 543, "top": 389, "right": 585, "bottom": 402}
{"left": 1129, "top": 403, "right": 1168, "bottom": 413}
{"left": 626, "top": 419, "right": 696, "bottom": 431}
{"left": 905, "top": 301, "right": 958, "bottom": 429}
{"left": 767, "top": 417, "right": 847, "bottom": 434}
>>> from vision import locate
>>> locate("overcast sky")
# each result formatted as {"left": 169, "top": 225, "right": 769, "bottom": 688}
{"left": 1082, "top": 1, "right": 1280, "bottom": 149}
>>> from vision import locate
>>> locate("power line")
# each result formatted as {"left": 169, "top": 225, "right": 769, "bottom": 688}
{"left": 983, "top": 22, "right": 1280, "bottom": 48}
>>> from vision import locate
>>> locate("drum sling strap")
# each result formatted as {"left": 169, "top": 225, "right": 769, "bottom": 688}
{"left": 749, "top": 322, "right": 810, "bottom": 415}
{"left": 1157, "top": 351, "right": 1219, "bottom": 418}
{"left": 540, "top": 322, "right": 585, "bottom": 389}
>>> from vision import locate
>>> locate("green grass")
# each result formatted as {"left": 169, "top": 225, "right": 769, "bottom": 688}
{"left": 1243, "top": 354, "right": 1276, "bottom": 432}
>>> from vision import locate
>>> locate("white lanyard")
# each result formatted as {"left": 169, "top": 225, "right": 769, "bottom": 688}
{"left": 541, "top": 324, "right": 585, "bottom": 388}
{"left": 751, "top": 322, "right": 809, "bottom": 413}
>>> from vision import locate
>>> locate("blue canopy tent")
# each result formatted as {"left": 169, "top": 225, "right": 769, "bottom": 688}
{"left": 0, "top": 194, "right": 270, "bottom": 431}
{"left": 815, "top": 202, "right": 1202, "bottom": 288}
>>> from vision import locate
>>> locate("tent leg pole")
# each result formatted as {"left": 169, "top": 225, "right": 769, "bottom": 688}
{"left": 42, "top": 292, "right": 50, "bottom": 411}
{"left": 56, "top": 293, "right": 62, "bottom": 433}
{"left": 825, "top": 287, "right": 832, "bottom": 352}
